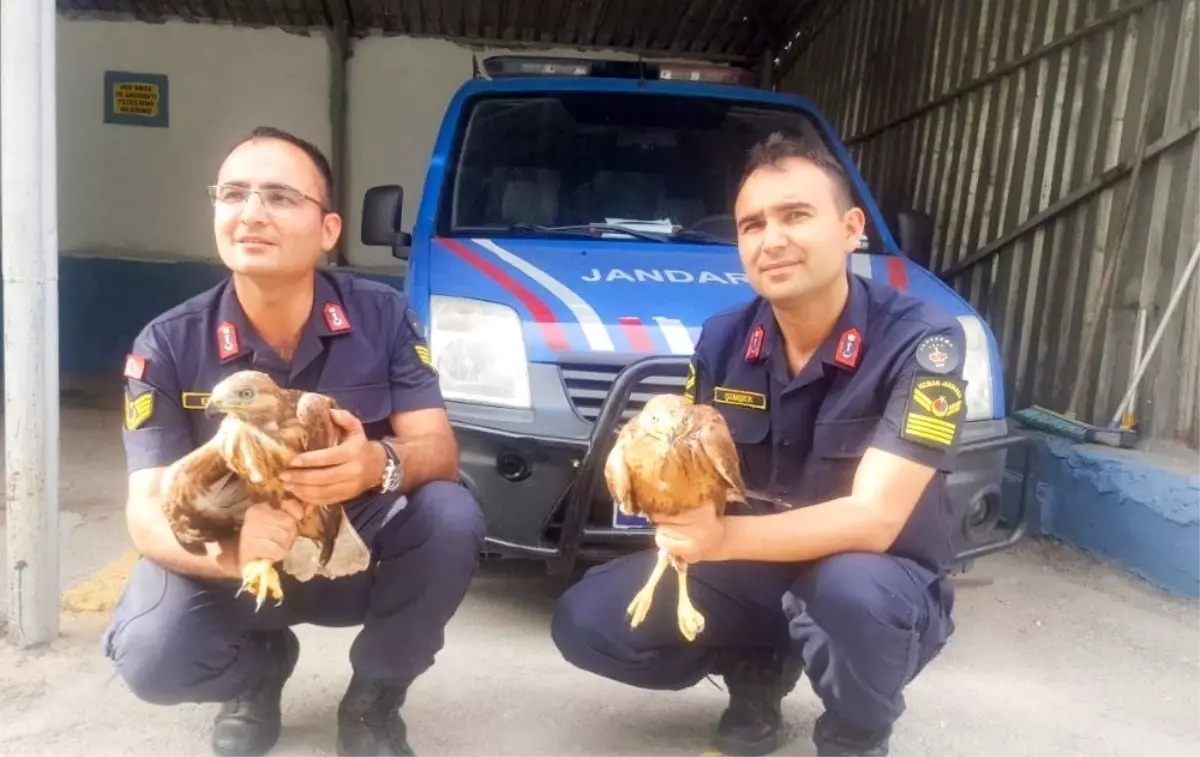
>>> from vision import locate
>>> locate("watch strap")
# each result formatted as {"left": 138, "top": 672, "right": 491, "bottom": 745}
{"left": 377, "top": 440, "right": 403, "bottom": 493}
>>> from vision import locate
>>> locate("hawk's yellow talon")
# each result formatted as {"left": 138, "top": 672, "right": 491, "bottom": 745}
{"left": 676, "top": 562, "right": 706, "bottom": 641}
{"left": 238, "top": 558, "right": 283, "bottom": 611}
{"left": 627, "top": 550, "right": 670, "bottom": 628}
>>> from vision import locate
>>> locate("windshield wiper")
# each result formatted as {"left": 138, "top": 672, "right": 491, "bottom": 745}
{"left": 667, "top": 229, "right": 733, "bottom": 245}
{"left": 454, "top": 223, "right": 671, "bottom": 243}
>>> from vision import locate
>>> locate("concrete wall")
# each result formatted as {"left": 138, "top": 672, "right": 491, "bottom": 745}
{"left": 54, "top": 16, "right": 634, "bottom": 269}
{"left": 57, "top": 17, "right": 332, "bottom": 263}
{"left": 42, "top": 16, "right": 632, "bottom": 377}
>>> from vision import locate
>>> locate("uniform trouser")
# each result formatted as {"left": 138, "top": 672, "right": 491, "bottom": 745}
{"left": 101, "top": 481, "right": 486, "bottom": 706}
{"left": 550, "top": 549, "right": 955, "bottom": 733}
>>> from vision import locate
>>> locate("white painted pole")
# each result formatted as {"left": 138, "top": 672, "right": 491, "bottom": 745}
{"left": 2, "top": 0, "right": 60, "bottom": 647}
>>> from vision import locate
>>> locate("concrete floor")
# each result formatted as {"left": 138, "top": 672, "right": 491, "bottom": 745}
{"left": 0, "top": 406, "right": 1197, "bottom": 756}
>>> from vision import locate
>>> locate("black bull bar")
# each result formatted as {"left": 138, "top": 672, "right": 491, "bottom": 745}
{"left": 547, "top": 355, "right": 1035, "bottom": 577}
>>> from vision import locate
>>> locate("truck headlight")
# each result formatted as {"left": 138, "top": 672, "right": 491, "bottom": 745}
{"left": 957, "top": 315, "right": 995, "bottom": 421}
{"left": 429, "top": 295, "right": 531, "bottom": 409}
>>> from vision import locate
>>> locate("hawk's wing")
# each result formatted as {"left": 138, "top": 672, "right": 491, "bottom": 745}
{"left": 292, "top": 391, "right": 342, "bottom": 451}
{"left": 690, "top": 404, "right": 745, "bottom": 510}
{"left": 280, "top": 391, "right": 371, "bottom": 582}
{"left": 604, "top": 421, "right": 638, "bottom": 516}
{"left": 162, "top": 439, "right": 254, "bottom": 552}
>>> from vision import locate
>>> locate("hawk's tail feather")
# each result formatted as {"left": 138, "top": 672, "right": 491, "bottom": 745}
{"left": 318, "top": 512, "right": 371, "bottom": 578}
{"left": 317, "top": 505, "right": 341, "bottom": 566}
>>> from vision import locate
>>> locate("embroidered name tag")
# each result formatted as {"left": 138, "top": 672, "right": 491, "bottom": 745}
{"left": 713, "top": 386, "right": 767, "bottom": 410}
{"left": 181, "top": 391, "right": 211, "bottom": 410}
{"left": 900, "top": 374, "right": 966, "bottom": 448}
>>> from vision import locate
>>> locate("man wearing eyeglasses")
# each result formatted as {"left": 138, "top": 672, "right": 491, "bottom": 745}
{"left": 101, "top": 126, "right": 485, "bottom": 757}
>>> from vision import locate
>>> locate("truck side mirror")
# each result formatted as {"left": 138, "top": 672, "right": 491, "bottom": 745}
{"left": 362, "top": 184, "right": 412, "bottom": 259}
{"left": 893, "top": 210, "right": 934, "bottom": 269}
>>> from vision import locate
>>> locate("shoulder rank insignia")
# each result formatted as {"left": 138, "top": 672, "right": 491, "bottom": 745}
{"left": 900, "top": 373, "right": 966, "bottom": 449}
{"left": 915, "top": 334, "right": 960, "bottom": 374}
{"left": 124, "top": 391, "right": 154, "bottom": 431}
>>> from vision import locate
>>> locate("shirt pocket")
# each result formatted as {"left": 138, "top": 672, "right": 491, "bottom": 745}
{"left": 716, "top": 404, "right": 772, "bottom": 490}
{"left": 798, "top": 415, "right": 881, "bottom": 502}
{"left": 323, "top": 383, "right": 393, "bottom": 424}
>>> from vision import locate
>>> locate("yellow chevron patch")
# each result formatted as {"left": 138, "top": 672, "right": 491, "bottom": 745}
{"left": 414, "top": 344, "right": 435, "bottom": 372}
{"left": 124, "top": 391, "right": 154, "bottom": 430}
{"left": 900, "top": 374, "right": 965, "bottom": 449}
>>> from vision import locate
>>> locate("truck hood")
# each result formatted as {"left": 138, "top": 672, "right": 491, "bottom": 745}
{"left": 428, "top": 236, "right": 959, "bottom": 364}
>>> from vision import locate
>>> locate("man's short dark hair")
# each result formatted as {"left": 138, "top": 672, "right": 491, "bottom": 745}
{"left": 741, "top": 132, "right": 854, "bottom": 210}
{"left": 234, "top": 125, "right": 336, "bottom": 209}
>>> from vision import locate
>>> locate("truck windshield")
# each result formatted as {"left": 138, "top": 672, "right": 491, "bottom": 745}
{"left": 441, "top": 91, "right": 840, "bottom": 244}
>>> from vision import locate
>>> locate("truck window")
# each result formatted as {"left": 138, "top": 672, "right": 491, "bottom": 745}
{"left": 440, "top": 91, "right": 843, "bottom": 244}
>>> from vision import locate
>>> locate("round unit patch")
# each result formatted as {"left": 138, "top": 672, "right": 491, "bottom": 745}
{"left": 405, "top": 307, "right": 423, "bottom": 337}
{"left": 915, "top": 334, "right": 960, "bottom": 374}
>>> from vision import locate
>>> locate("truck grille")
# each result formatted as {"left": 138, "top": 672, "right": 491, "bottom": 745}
{"left": 560, "top": 361, "right": 690, "bottom": 423}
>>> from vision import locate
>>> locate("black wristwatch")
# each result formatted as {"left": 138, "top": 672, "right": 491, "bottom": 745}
{"left": 377, "top": 439, "right": 403, "bottom": 494}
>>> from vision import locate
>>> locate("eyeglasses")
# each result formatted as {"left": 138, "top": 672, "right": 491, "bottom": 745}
{"left": 207, "top": 183, "right": 330, "bottom": 213}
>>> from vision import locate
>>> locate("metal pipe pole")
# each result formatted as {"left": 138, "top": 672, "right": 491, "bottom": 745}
{"left": 2, "top": 0, "right": 60, "bottom": 647}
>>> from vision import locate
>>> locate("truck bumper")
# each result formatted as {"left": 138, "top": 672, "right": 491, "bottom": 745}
{"left": 450, "top": 356, "right": 1034, "bottom": 576}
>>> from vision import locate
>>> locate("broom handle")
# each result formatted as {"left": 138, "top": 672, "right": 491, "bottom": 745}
{"left": 1109, "top": 238, "right": 1200, "bottom": 426}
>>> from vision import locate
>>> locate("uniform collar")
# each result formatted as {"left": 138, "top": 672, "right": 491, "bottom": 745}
{"left": 744, "top": 271, "right": 869, "bottom": 388}
{"left": 813, "top": 271, "right": 869, "bottom": 372}
{"left": 214, "top": 272, "right": 353, "bottom": 377}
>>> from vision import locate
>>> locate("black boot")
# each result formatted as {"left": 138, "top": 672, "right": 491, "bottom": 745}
{"left": 335, "top": 674, "right": 414, "bottom": 756}
{"left": 812, "top": 711, "right": 891, "bottom": 756}
{"left": 211, "top": 629, "right": 300, "bottom": 757}
{"left": 710, "top": 649, "right": 803, "bottom": 756}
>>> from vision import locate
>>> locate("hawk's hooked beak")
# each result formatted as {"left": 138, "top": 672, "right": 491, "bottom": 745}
{"left": 204, "top": 396, "right": 226, "bottom": 417}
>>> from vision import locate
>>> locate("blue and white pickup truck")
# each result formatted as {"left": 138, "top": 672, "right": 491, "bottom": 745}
{"left": 361, "top": 55, "right": 1031, "bottom": 575}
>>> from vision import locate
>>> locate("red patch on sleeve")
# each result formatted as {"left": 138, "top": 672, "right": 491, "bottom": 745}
{"left": 123, "top": 354, "right": 146, "bottom": 380}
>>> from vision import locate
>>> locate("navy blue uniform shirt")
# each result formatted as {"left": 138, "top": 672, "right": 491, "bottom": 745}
{"left": 120, "top": 270, "right": 443, "bottom": 473}
{"left": 684, "top": 271, "right": 969, "bottom": 574}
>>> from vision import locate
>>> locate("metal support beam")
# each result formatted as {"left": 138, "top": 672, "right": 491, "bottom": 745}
{"left": 938, "top": 115, "right": 1200, "bottom": 282}
{"left": 1, "top": 0, "right": 61, "bottom": 647}
{"left": 326, "top": 0, "right": 352, "bottom": 266}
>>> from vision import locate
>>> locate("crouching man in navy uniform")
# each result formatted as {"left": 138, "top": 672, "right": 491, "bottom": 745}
{"left": 551, "top": 134, "right": 967, "bottom": 756}
{"left": 103, "top": 126, "right": 485, "bottom": 757}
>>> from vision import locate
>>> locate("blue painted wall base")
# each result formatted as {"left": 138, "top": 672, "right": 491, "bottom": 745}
{"left": 0, "top": 255, "right": 404, "bottom": 379}
{"left": 1003, "top": 424, "right": 1199, "bottom": 598}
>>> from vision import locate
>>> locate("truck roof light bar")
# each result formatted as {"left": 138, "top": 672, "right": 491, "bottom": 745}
{"left": 481, "top": 56, "right": 753, "bottom": 86}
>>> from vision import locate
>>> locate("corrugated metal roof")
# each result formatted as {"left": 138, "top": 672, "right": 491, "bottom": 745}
{"left": 56, "top": 0, "right": 822, "bottom": 62}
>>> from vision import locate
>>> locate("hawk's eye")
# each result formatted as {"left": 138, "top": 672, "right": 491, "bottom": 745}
{"left": 238, "top": 388, "right": 255, "bottom": 401}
